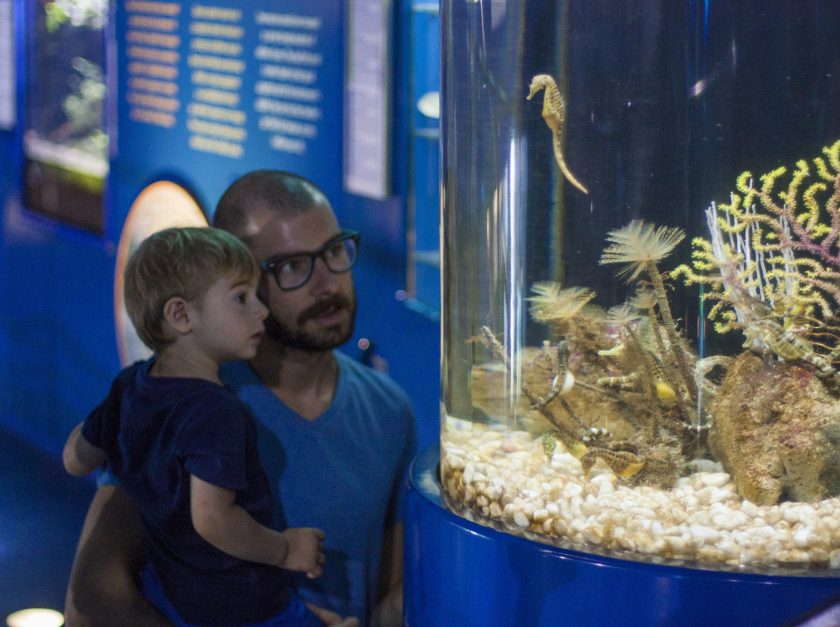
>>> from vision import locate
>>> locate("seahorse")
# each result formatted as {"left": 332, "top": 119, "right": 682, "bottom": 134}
{"left": 580, "top": 448, "right": 646, "bottom": 479}
{"left": 744, "top": 317, "right": 840, "bottom": 384}
{"left": 527, "top": 74, "right": 589, "bottom": 195}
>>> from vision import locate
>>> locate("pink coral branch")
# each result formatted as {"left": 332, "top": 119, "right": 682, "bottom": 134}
{"left": 757, "top": 173, "right": 840, "bottom": 269}
{"left": 766, "top": 175, "right": 840, "bottom": 269}
{"left": 784, "top": 238, "right": 840, "bottom": 269}
{"left": 817, "top": 176, "right": 840, "bottom": 251}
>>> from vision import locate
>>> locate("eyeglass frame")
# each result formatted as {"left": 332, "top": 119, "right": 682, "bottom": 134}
{"left": 259, "top": 229, "right": 361, "bottom": 291}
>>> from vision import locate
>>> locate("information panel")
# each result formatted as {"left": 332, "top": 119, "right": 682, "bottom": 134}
{"left": 115, "top": 1, "right": 342, "bottom": 210}
{"left": 0, "top": 0, "right": 13, "bottom": 129}
{"left": 344, "top": 0, "right": 391, "bottom": 200}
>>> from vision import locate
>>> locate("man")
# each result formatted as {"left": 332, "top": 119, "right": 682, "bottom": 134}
{"left": 64, "top": 171, "right": 416, "bottom": 627}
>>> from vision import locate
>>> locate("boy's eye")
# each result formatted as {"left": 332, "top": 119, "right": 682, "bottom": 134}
{"left": 235, "top": 292, "right": 247, "bottom": 304}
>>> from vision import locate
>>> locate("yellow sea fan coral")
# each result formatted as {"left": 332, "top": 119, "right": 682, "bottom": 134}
{"left": 676, "top": 139, "right": 840, "bottom": 337}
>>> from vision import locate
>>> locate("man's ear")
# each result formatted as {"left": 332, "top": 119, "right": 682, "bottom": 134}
{"left": 162, "top": 296, "right": 193, "bottom": 335}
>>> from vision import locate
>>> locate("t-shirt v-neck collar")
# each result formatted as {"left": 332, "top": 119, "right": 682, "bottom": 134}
{"left": 238, "top": 357, "right": 343, "bottom": 425}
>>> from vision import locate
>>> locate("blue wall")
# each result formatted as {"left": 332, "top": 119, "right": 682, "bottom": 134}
{"left": 0, "top": 0, "right": 440, "bottom": 459}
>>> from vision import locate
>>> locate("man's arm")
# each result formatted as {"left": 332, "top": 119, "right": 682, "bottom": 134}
{"left": 371, "top": 521, "right": 404, "bottom": 627}
{"left": 64, "top": 485, "right": 171, "bottom": 627}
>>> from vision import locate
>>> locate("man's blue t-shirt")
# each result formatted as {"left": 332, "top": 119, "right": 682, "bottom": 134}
{"left": 82, "top": 360, "right": 291, "bottom": 625}
{"left": 221, "top": 350, "right": 417, "bottom": 625}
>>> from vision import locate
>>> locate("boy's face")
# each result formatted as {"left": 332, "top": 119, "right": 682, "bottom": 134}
{"left": 245, "top": 204, "right": 357, "bottom": 352}
{"left": 189, "top": 275, "right": 268, "bottom": 363}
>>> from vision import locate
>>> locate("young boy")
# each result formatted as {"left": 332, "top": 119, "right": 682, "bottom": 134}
{"left": 63, "top": 227, "right": 327, "bottom": 626}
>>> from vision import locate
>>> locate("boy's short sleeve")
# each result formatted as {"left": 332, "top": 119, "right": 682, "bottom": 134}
{"left": 81, "top": 374, "right": 125, "bottom": 451}
{"left": 176, "top": 394, "right": 252, "bottom": 492}
{"left": 80, "top": 409, "right": 102, "bottom": 448}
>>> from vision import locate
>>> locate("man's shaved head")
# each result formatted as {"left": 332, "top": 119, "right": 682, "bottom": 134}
{"left": 212, "top": 170, "right": 354, "bottom": 352}
{"left": 213, "top": 170, "right": 331, "bottom": 238}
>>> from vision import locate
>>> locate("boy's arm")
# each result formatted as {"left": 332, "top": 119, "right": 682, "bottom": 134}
{"left": 371, "top": 521, "right": 404, "bottom": 627}
{"left": 63, "top": 422, "right": 106, "bottom": 476}
{"left": 64, "top": 485, "right": 172, "bottom": 626}
{"left": 189, "top": 474, "right": 325, "bottom": 576}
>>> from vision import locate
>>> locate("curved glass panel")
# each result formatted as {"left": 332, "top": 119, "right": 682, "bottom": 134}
{"left": 440, "top": 0, "right": 840, "bottom": 572}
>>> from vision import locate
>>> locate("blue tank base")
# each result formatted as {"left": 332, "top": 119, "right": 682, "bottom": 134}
{"left": 405, "top": 446, "right": 840, "bottom": 627}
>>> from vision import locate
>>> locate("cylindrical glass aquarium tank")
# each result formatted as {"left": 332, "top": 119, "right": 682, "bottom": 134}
{"left": 440, "top": 0, "right": 840, "bottom": 572}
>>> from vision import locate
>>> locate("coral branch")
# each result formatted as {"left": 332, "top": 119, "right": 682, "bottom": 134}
{"left": 677, "top": 139, "right": 840, "bottom": 369}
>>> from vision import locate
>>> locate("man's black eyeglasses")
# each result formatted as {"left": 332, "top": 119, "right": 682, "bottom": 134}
{"left": 260, "top": 230, "right": 360, "bottom": 291}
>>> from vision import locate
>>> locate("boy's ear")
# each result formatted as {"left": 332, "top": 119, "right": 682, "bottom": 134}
{"left": 162, "top": 296, "right": 192, "bottom": 334}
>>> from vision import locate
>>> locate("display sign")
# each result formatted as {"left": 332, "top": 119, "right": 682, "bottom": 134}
{"left": 344, "top": 0, "right": 391, "bottom": 199}
{"left": 116, "top": 0, "right": 342, "bottom": 210}
{"left": 0, "top": 0, "right": 13, "bottom": 129}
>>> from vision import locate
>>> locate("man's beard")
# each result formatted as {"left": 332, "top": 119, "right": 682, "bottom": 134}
{"left": 264, "top": 292, "right": 356, "bottom": 351}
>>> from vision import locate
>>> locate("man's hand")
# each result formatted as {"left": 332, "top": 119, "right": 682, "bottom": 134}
{"left": 371, "top": 587, "right": 403, "bottom": 627}
{"left": 305, "top": 603, "right": 360, "bottom": 627}
{"left": 373, "top": 521, "right": 404, "bottom": 627}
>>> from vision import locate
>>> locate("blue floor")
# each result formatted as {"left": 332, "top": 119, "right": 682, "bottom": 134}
{"left": 0, "top": 425, "right": 96, "bottom": 621}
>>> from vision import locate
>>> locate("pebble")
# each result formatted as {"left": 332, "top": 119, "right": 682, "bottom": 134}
{"left": 689, "top": 524, "right": 719, "bottom": 543}
{"left": 563, "top": 482, "right": 583, "bottom": 498}
{"left": 793, "top": 527, "right": 812, "bottom": 547}
{"left": 702, "top": 472, "right": 731, "bottom": 488}
{"left": 463, "top": 463, "right": 475, "bottom": 483}
{"left": 442, "top": 425, "right": 840, "bottom": 569}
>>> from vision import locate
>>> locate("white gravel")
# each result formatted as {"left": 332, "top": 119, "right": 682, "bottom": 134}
{"left": 441, "top": 421, "right": 840, "bottom": 570}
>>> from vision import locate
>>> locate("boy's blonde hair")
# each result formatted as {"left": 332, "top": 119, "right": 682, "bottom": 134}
{"left": 124, "top": 226, "right": 260, "bottom": 352}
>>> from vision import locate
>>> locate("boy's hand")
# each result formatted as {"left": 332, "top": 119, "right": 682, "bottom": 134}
{"left": 278, "top": 527, "right": 326, "bottom": 578}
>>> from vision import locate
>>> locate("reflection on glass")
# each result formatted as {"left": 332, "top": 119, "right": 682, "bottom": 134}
{"left": 24, "top": 0, "right": 108, "bottom": 232}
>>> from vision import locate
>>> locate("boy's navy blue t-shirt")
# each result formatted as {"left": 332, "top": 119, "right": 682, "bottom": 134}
{"left": 81, "top": 359, "right": 290, "bottom": 625}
